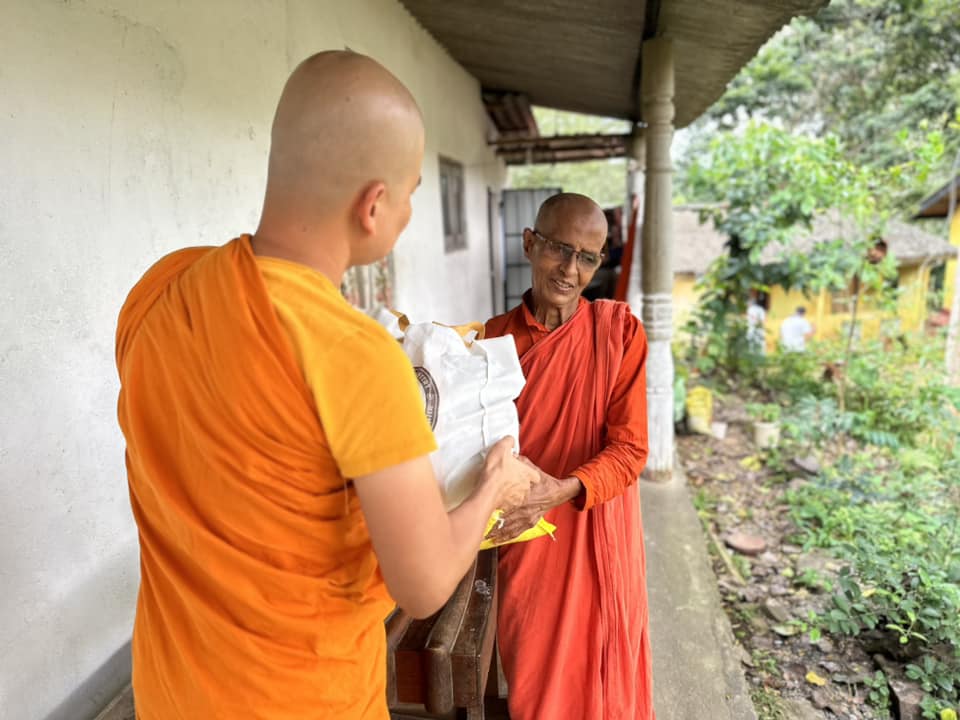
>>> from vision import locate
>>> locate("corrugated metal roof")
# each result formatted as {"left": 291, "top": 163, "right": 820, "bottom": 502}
{"left": 400, "top": 0, "right": 828, "bottom": 129}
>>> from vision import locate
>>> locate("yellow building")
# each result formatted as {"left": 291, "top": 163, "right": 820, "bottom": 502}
{"left": 915, "top": 176, "right": 960, "bottom": 313}
{"left": 672, "top": 206, "right": 958, "bottom": 346}
{"left": 672, "top": 207, "right": 726, "bottom": 330}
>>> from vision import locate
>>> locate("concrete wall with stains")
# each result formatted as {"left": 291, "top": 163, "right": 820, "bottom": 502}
{"left": 0, "top": 1, "right": 504, "bottom": 717}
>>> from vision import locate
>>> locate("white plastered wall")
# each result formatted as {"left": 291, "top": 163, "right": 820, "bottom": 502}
{"left": 0, "top": 1, "right": 504, "bottom": 717}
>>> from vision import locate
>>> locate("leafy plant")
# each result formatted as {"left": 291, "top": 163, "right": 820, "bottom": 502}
{"left": 750, "top": 687, "right": 786, "bottom": 720}
{"left": 864, "top": 670, "right": 893, "bottom": 718}
{"left": 907, "top": 656, "right": 958, "bottom": 699}
{"left": 790, "top": 451, "right": 960, "bottom": 713}
{"left": 780, "top": 395, "right": 852, "bottom": 445}
{"left": 751, "top": 649, "right": 781, "bottom": 678}
{"left": 761, "top": 331, "right": 960, "bottom": 713}
{"left": 795, "top": 567, "right": 832, "bottom": 593}
{"left": 747, "top": 402, "right": 781, "bottom": 423}
{"left": 760, "top": 350, "right": 826, "bottom": 404}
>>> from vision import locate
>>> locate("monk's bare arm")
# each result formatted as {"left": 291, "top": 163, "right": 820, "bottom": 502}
{"left": 354, "top": 437, "right": 534, "bottom": 618}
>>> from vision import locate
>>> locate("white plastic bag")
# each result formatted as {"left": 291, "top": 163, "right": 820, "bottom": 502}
{"left": 396, "top": 317, "right": 526, "bottom": 510}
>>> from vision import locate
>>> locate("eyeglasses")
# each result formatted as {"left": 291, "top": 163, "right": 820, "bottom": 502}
{"left": 531, "top": 229, "right": 604, "bottom": 271}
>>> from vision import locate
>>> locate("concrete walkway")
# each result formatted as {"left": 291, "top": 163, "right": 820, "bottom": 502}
{"left": 642, "top": 469, "right": 758, "bottom": 719}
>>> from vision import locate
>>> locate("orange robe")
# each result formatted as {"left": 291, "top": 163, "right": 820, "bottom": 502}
{"left": 485, "top": 294, "right": 653, "bottom": 720}
{"left": 116, "top": 236, "right": 436, "bottom": 719}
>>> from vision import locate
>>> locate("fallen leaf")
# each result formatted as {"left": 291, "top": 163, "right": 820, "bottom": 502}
{"left": 740, "top": 455, "right": 763, "bottom": 471}
{"left": 806, "top": 670, "right": 828, "bottom": 687}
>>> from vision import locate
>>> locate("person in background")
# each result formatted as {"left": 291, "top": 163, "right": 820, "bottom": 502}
{"left": 746, "top": 291, "right": 768, "bottom": 354}
{"left": 780, "top": 305, "right": 815, "bottom": 352}
{"left": 582, "top": 206, "right": 621, "bottom": 300}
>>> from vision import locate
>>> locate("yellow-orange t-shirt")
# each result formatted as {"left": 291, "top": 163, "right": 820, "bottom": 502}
{"left": 257, "top": 257, "right": 437, "bottom": 478}
{"left": 252, "top": 257, "right": 439, "bottom": 717}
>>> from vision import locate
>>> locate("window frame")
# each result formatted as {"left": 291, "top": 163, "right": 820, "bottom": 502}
{"left": 439, "top": 156, "right": 467, "bottom": 253}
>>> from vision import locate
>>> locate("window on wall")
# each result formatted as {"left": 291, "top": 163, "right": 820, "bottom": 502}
{"left": 439, "top": 157, "right": 466, "bottom": 252}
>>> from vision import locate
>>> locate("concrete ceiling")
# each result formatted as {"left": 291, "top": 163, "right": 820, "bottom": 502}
{"left": 401, "top": 0, "right": 828, "bottom": 129}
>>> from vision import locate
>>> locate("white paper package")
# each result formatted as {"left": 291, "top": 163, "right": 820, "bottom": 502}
{"left": 397, "top": 320, "right": 526, "bottom": 510}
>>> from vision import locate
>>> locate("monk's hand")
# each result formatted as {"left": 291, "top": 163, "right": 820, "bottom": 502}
{"left": 482, "top": 437, "right": 539, "bottom": 511}
{"left": 485, "top": 466, "right": 581, "bottom": 545}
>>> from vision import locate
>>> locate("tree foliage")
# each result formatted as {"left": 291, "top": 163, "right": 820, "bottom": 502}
{"left": 681, "top": 122, "right": 940, "bottom": 375}
{"left": 697, "top": 0, "right": 960, "bottom": 177}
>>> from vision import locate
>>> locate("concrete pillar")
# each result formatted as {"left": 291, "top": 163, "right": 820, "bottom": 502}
{"left": 640, "top": 37, "right": 675, "bottom": 480}
{"left": 626, "top": 132, "right": 645, "bottom": 314}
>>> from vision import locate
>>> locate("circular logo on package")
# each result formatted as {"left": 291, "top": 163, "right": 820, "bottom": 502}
{"left": 414, "top": 366, "right": 439, "bottom": 430}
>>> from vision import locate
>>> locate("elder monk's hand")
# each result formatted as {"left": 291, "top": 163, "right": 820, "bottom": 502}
{"left": 482, "top": 438, "right": 541, "bottom": 511}
{"left": 485, "top": 458, "right": 582, "bottom": 545}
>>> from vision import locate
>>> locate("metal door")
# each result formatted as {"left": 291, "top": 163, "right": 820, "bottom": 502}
{"left": 501, "top": 188, "right": 561, "bottom": 312}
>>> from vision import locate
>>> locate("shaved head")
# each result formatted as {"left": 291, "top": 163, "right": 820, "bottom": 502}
{"left": 523, "top": 193, "right": 609, "bottom": 328}
{"left": 254, "top": 51, "right": 426, "bottom": 274}
{"left": 265, "top": 51, "right": 424, "bottom": 213}
{"left": 535, "top": 193, "right": 608, "bottom": 239}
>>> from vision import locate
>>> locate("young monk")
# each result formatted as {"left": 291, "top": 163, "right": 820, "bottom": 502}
{"left": 484, "top": 193, "right": 654, "bottom": 720}
{"left": 115, "top": 51, "right": 535, "bottom": 720}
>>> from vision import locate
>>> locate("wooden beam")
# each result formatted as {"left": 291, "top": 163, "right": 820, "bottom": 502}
{"left": 482, "top": 91, "right": 539, "bottom": 137}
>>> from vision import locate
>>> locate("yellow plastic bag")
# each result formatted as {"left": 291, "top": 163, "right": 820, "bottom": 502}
{"left": 685, "top": 385, "right": 713, "bottom": 435}
{"left": 479, "top": 511, "right": 557, "bottom": 550}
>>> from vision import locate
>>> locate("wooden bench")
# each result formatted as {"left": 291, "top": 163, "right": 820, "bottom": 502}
{"left": 387, "top": 549, "right": 506, "bottom": 720}
{"left": 95, "top": 550, "right": 504, "bottom": 720}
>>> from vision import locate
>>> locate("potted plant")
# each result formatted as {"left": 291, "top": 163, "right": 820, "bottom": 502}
{"left": 747, "top": 402, "right": 781, "bottom": 449}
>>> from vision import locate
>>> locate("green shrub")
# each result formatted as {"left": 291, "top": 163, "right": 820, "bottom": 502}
{"left": 789, "top": 450, "right": 960, "bottom": 715}
{"left": 747, "top": 402, "right": 782, "bottom": 423}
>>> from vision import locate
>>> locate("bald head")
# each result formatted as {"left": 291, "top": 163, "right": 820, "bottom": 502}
{"left": 535, "top": 193, "right": 607, "bottom": 239}
{"left": 522, "top": 193, "right": 608, "bottom": 326}
{"left": 264, "top": 51, "right": 424, "bottom": 217}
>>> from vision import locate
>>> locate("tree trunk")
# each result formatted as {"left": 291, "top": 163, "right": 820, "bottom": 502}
{"left": 839, "top": 272, "right": 862, "bottom": 413}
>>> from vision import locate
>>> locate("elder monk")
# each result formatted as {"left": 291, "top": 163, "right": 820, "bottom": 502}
{"left": 485, "top": 192, "right": 654, "bottom": 720}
